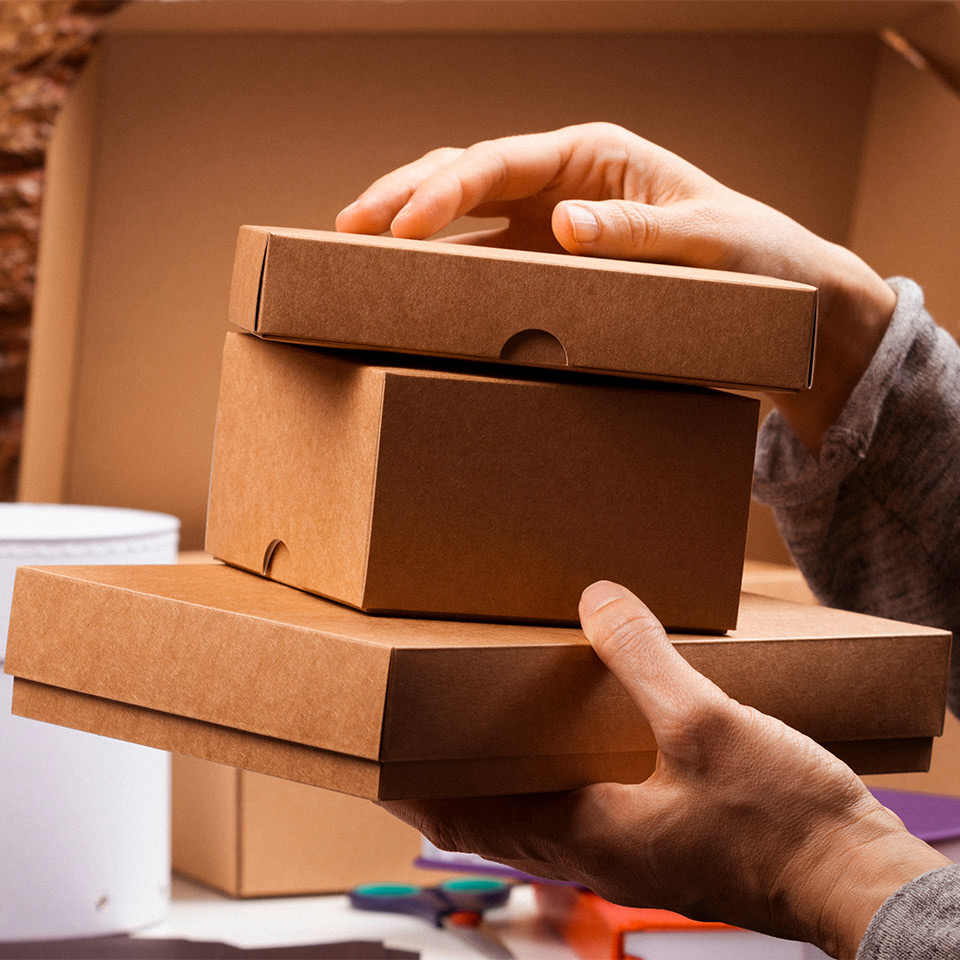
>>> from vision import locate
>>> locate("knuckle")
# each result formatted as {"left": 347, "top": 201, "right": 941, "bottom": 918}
{"left": 425, "top": 146, "right": 462, "bottom": 162}
{"left": 452, "top": 141, "right": 510, "bottom": 205}
{"left": 462, "top": 138, "right": 500, "bottom": 164}
{"left": 592, "top": 606, "right": 663, "bottom": 664}
{"left": 615, "top": 203, "right": 659, "bottom": 250}
{"left": 425, "top": 819, "right": 469, "bottom": 855}
{"left": 684, "top": 696, "right": 741, "bottom": 743}
{"left": 659, "top": 696, "right": 743, "bottom": 772}
{"left": 678, "top": 199, "right": 740, "bottom": 267}
{"left": 484, "top": 147, "right": 510, "bottom": 194}
{"left": 582, "top": 120, "right": 631, "bottom": 142}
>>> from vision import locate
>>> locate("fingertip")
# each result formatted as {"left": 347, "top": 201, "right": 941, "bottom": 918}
{"left": 552, "top": 201, "right": 596, "bottom": 253}
{"left": 333, "top": 204, "right": 357, "bottom": 232}
{"left": 579, "top": 582, "right": 666, "bottom": 664}
{"left": 580, "top": 580, "right": 633, "bottom": 620}
{"left": 389, "top": 194, "right": 450, "bottom": 240}
{"left": 566, "top": 203, "right": 602, "bottom": 245}
{"left": 335, "top": 199, "right": 387, "bottom": 236}
{"left": 579, "top": 586, "right": 730, "bottom": 741}
{"left": 389, "top": 202, "right": 417, "bottom": 238}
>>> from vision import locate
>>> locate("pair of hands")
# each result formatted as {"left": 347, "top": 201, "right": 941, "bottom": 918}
{"left": 336, "top": 124, "right": 946, "bottom": 957}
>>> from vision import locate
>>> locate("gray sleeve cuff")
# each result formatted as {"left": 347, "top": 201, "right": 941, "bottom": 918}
{"left": 857, "top": 864, "right": 960, "bottom": 959}
{"left": 753, "top": 277, "right": 925, "bottom": 510}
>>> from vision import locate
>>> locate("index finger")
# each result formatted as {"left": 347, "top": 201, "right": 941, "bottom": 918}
{"left": 336, "top": 146, "right": 465, "bottom": 235}
{"left": 388, "top": 130, "right": 571, "bottom": 239}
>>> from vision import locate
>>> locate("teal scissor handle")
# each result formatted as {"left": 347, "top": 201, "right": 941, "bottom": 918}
{"left": 438, "top": 878, "right": 511, "bottom": 912}
{"left": 350, "top": 878, "right": 511, "bottom": 926}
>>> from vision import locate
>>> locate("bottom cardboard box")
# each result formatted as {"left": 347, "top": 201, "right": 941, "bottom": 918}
{"left": 14, "top": 678, "right": 938, "bottom": 793}
{"left": 171, "top": 755, "right": 460, "bottom": 897}
{"left": 4, "top": 563, "right": 951, "bottom": 800}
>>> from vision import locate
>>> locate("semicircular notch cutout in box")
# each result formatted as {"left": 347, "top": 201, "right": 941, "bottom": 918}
{"left": 499, "top": 329, "right": 568, "bottom": 367}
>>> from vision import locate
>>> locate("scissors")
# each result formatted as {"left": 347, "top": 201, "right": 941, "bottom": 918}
{"left": 349, "top": 877, "right": 515, "bottom": 958}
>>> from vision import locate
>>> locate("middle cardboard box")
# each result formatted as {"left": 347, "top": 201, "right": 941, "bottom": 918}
{"left": 205, "top": 332, "right": 760, "bottom": 631}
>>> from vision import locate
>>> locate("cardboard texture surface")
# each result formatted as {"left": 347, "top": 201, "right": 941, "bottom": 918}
{"left": 171, "top": 756, "right": 460, "bottom": 897}
{"left": 103, "top": 2, "right": 944, "bottom": 35}
{"left": 205, "top": 333, "right": 758, "bottom": 631}
{"left": 229, "top": 226, "right": 817, "bottom": 392}
{"left": 3, "top": 564, "right": 950, "bottom": 800}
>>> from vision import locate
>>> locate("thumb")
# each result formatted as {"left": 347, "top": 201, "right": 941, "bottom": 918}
{"left": 579, "top": 581, "right": 729, "bottom": 741}
{"left": 552, "top": 198, "right": 699, "bottom": 263}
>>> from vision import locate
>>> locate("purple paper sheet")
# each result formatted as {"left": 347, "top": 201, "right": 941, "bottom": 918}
{"left": 869, "top": 787, "right": 960, "bottom": 844}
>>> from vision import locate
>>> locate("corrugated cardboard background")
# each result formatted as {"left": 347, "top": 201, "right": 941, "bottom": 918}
{"left": 23, "top": 23, "right": 887, "bottom": 556}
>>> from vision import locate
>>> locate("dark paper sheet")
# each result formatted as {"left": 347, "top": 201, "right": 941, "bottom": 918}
{"left": 0, "top": 936, "right": 419, "bottom": 959}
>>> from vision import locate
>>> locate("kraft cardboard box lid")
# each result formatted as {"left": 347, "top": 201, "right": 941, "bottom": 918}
{"left": 4, "top": 564, "right": 949, "bottom": 771}
{"left": 229, "top": 226, "right": 818, "bottom": 392}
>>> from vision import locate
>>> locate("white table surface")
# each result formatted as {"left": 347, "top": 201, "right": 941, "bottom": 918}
{"left": 135, "top": 875, "right": 578, "bottom": 960}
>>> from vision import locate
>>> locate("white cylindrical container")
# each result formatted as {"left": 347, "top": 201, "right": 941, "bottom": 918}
{"left": 0, "top": 503, "right": 179, "bottom": 942}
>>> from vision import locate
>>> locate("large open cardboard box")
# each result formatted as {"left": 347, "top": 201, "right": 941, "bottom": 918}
{"left": 169, "top": 755, "right": 460, "bottom": 897}
{"left": 17, "top": 0, "right": 960, "bottom": 894}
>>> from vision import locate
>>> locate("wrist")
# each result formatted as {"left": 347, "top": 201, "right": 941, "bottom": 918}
{"left": 784, "top": 800, "right": 950, "bottom": 958}
{"left": 770, "top": 244, "right": 896, "bottom": 455}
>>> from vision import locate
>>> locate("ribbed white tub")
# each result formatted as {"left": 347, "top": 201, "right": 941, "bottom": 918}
{"left": 0, "top": 503, "right": 179, "bottom": 942}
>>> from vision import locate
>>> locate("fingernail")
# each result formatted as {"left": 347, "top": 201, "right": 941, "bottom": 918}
{"left": 392, "top": 202, "right": 412, "bottom": 225}
{"left": 566, "top": 204, "right": 600, "bottom": 243}
{"left": 580, "top": 580, "right": 630, "bottom": 618}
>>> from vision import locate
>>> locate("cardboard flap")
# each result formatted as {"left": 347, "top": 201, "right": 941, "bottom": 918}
{"left": 4, "top": 566, "right": 950, "bottom": 771}
{"left": 899, "top": 2, "right": 960, "bottom": 93}
{"left": 228, "top": 225, "right": 270, "bottom": 335}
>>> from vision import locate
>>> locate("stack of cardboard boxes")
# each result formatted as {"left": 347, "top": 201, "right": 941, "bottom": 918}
{"left": 3, "top": 229, "right": 952, "bottom": 887}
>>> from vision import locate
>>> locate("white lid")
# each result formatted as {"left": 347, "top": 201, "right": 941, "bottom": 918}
{"left": 0, "top": 504, "right": 181, "bottom": 663}
{"left": 0, "top": 503, "right": 180, "bottom": 550}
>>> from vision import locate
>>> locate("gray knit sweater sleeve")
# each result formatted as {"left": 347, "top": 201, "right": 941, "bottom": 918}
{"left": 753, "top": 277, "right": 960, "bottom": 959}
{"left": 857, "top": 866, "right": 960, "bottom": 959}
